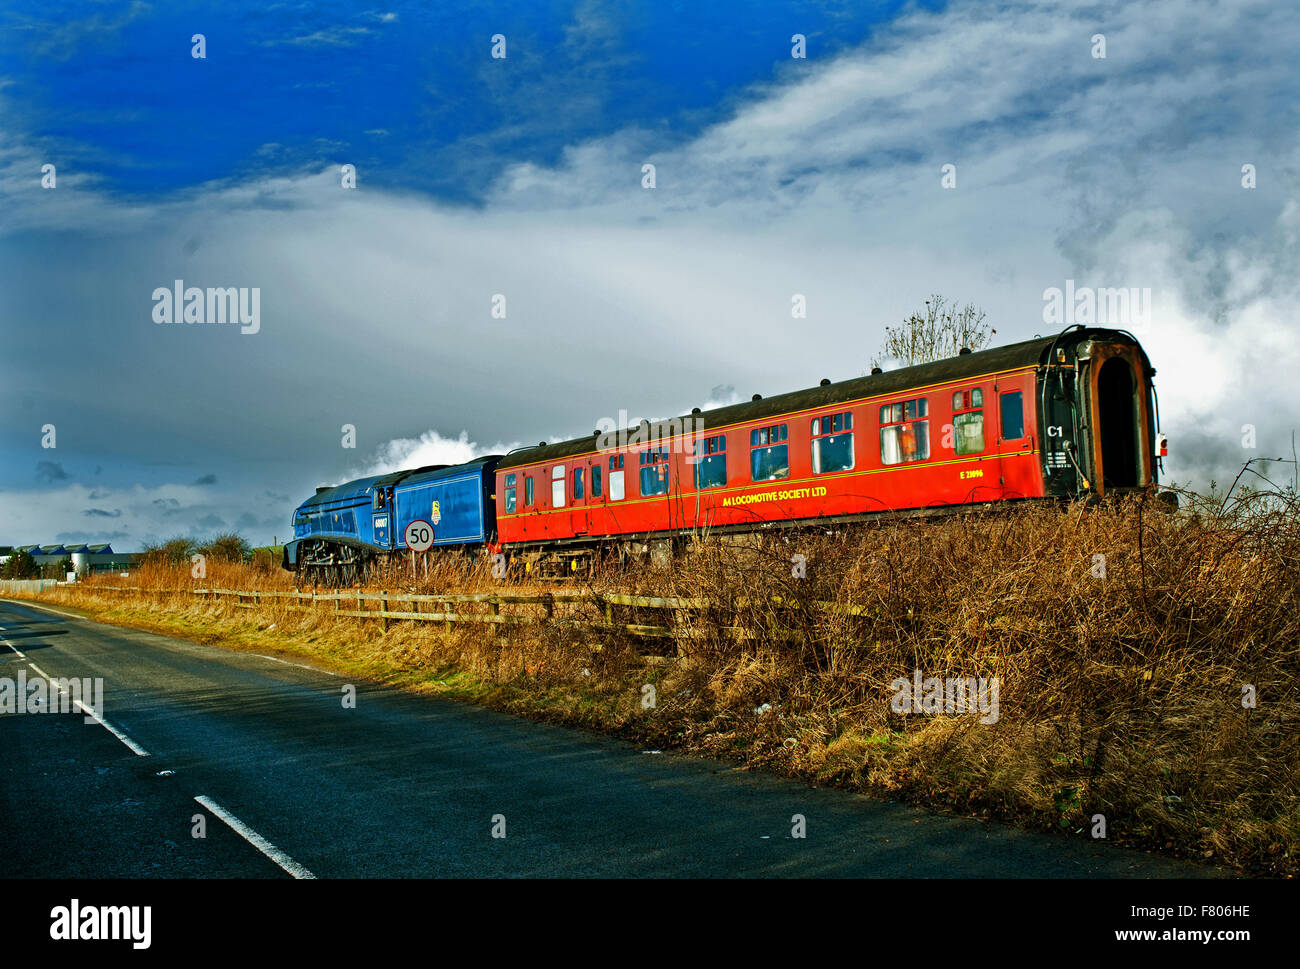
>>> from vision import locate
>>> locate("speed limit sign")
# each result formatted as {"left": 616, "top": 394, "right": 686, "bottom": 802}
{"left": 404, "top": 519, "right": 435, "bottom": 551}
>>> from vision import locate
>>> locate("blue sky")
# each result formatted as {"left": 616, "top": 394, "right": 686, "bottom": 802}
{"left": 2, "top": 0, "right": 1298, "bottom": 548}
{"left": 4, "top": 1, "right": 934, "bottom": 200}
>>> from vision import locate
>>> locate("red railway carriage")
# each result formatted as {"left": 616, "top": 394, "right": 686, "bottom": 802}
{"left": 494, "top": 326, "right": 1163, "bottom": 554}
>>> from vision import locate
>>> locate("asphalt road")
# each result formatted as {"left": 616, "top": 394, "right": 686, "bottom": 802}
{"left": 0, "top": 598, "right": 1226, "bottom": 878}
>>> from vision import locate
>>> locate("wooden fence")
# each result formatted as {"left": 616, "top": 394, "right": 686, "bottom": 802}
{"left": 77, "top": 585, "right": 876, "bottom": 650}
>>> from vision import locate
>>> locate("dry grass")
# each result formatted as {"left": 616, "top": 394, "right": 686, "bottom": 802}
{"left": 18, "top": 491, "right": 1299, "bottom": 874}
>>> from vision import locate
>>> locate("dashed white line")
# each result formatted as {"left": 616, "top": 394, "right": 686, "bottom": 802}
{"left": 26, "top": 661, "right": 151, "bottom": 757}
{"left": 193, "top": 795, "right": 317, "bottom": 879}
{"left": 73, "top": 698, "right": 151, "bottom": 757}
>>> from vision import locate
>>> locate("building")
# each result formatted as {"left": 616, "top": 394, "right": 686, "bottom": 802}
{"left": 0, "top": 543, "right": 143, "bottom": 577}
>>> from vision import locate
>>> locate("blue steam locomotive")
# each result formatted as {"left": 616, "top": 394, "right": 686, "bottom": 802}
{"left": 284, "top": 457, "right": 501, "bottom": 584}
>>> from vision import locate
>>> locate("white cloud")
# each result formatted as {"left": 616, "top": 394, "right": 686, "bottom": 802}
{"left": 351, "top": 429, "right": 519, "bottom": 479}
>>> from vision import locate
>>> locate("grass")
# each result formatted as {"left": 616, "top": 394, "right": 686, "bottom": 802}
{"left": 11, "top": 489, "right": 1299, "bottom": 875}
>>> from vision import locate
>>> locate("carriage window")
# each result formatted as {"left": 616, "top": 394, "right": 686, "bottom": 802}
{"left": 811, "top": 412, "right": 854, "bottom": 474}
{"left": 504, "top": 473, "right": 517, "bottom": 513}
{"left": 1001, "top": 391, "right": 1025, "bottom": 439}
{"left": 880, "top": 397, "right": 930, "bottom": 465}
{"left": 372, "top": 490, "right": 386, "bottom": 510}
{"left": 750, "top": 424, "right": 789, "bottom": 481}
{"left": 609, "top": 455, "right": 625, "bottom": 501}
{"left": 525, "top": 476, "right": 534, "bottom": 506}
{"left": 573, "top": 468, "right": 584, "bottom": 500}
{"left": 551, "top": 466, "right": 566, "bottom": 508}
{"left": 591, "top": 464, "right": 602, "bottom": 497}
{"left": 952, "top": 389, "right": 985, "bottom": 456}
{"left": 640, "top": 447, "right": 669, "bottom": 497}
{"left": 694, "top": 435, "right": 728, "bottom": 489}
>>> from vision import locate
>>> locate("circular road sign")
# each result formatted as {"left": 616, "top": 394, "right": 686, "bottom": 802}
{"left": 404, "top": 519, "right": 435, "bottom": 552}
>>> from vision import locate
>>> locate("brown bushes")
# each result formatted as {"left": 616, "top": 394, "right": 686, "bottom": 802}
{"left": 27, "top": 491, "right": 1300, "bottom": 873}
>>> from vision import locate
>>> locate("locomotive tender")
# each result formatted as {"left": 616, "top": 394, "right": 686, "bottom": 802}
{"left": 285, "top": 325, "right": 1166, "bottom": 582}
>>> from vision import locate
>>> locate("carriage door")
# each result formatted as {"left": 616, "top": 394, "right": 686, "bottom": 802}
{"left": 588, "top": 459, "right": 604, "bottom": 534}
{"left": 570, "top": 463, "right": 591, "bottom": 536}
{"left": 996, "top": 389, "right": 1030, "bottom": 497}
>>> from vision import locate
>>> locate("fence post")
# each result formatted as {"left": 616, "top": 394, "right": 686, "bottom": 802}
{"left": 381, "top": 591, "right": 389, "bottom": 632}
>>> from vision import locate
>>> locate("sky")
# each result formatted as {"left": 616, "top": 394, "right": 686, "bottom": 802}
{"left": 1, "top": 0, "right": 1297, "bottom": 550}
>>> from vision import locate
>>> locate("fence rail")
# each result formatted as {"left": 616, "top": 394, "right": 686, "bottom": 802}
{"left": 23, "top": 583, "right": 875, "bottom": 650}
{"left": 0, "top": 578, "right": 66, "bottom": 594}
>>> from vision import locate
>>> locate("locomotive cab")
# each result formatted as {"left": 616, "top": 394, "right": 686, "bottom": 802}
{"left": 1038, "top": 327, "right": 1163, "bottom": 498}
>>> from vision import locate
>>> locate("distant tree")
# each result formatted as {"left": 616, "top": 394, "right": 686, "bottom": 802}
{"left": 141, "top": 536, "right": 197, "bottom": 566}
{"left": 201, "top": 533, "right": 251, "bottom": 563}
{"left": 2, "top": 549, "right": 40, "bottom": 579}
{"left": 875, "top": 294, "right": 996, "bottom": 368}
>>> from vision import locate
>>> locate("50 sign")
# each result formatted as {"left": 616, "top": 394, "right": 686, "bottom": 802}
{"left": 404, "top": 520, "right": 435, "bottom": 551}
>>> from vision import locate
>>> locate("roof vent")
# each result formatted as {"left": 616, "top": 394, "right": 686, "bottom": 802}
{"left": 959, "top": 347, "right": 972, "bottom": 355}
{"left": 819, "top": 378, "right": 830, "bottom": 386}
{"left": 539, "top": 441, "right": 547, "bottom": 447}
{"left": 752, "top": 393, "right": 762, "bottom": 401}
{"left": 691, "top": 407, "right": 701, "bottom": 415}
{"left": 870, "top": 366, "right": 883, "bottom": 375}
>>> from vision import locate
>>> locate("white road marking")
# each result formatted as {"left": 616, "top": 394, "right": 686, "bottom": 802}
{"left": 1, "top": 637, "right": 26, "bottom": 658}
{"left": 73, "top": 699, "right": 152, "bottom": 757}
{"left": 252, "top": 653, "right": 338, "bottom": 677}
{"left": 193, "top": 795, "right": 317, "bottom": 879}
{"left": 26, "top": 661, "right": 151, "bottom": 757}
{"left": 0, "top": 598, "right": 87, "bottom": 621}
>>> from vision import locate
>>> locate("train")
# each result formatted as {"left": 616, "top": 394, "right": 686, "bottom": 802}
{"left": 284, "top": 325, "right": 1168, "bottom": 583}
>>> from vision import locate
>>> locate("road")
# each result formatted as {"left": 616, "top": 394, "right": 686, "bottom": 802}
{"left": 0, "top": 597, "right": 1225, "bottom": 878}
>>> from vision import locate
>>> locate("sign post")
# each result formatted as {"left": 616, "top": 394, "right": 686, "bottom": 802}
{"left": 404, "top": 520, "right": 435, "bottom": 583}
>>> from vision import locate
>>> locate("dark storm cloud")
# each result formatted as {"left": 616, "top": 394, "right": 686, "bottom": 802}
{"left": 36, "top": 461, "right": 69, "bottom": 483}
{"left": 194, "top": 473, "right": 218, "bottom": 485}
{"left": 82, "top": 508, "right": 122, "bottom": 518}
